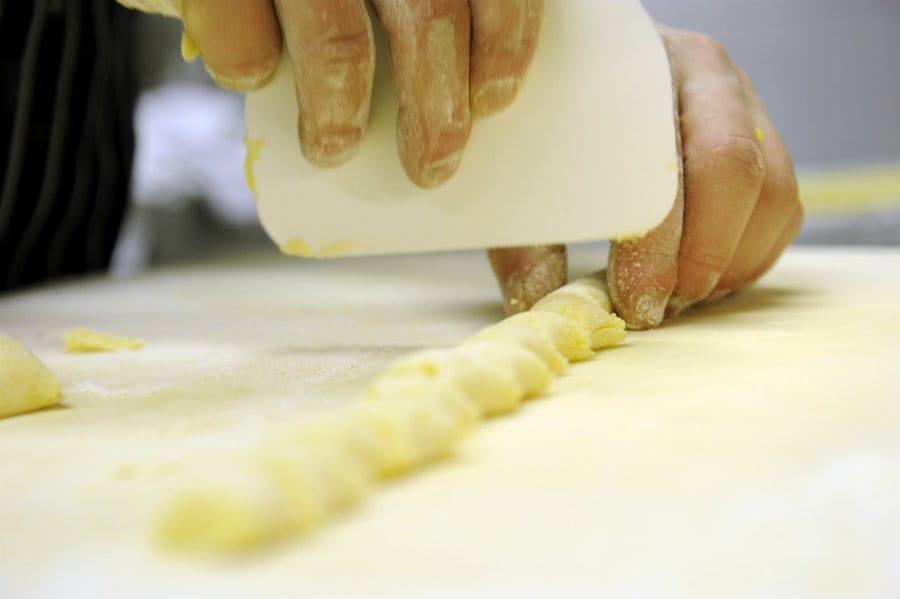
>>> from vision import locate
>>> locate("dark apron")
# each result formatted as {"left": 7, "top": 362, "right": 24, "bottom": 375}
{"left": 0, "top": 1, "right": 136, "bottom": 291}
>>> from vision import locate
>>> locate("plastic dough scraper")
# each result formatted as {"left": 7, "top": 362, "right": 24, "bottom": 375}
{"left": 244, "top": 0, "right": 678, "bottom": 258}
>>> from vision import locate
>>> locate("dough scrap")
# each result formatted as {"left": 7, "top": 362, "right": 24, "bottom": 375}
{"left": 0, "top": 334, "right": 63, "bottom": 419}
{"left": 156, "top": 275, "right": 626, "bottom": 551}
{"left": 64, "top": 328, "right": 145, "bottom": 353}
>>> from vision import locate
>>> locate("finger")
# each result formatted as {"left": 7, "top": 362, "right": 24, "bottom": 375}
{"left": 607, "top": 30, "right": 684, "bottom": 330}
{"left": 181, "top": 0, "right": 282, "bottom": 91}
{"left": 371, "top": 0, "right": 472, "bottom": 188}
{"left": 468, "top": 0, "right": 544, "bottom": 115}
{"left": 708, "top": 201, "right": 804, "bottom": 303}
{"left": 749, "top": 201, "right": 804, "bottom": 282}
{"left": 608, "top": 191, "right": 684, "bottom": 330}
{"left": 274, "top": 0, "right": 375, "bottom": 166}
{"left": 488, "top": 245, "right": 567, "bottom": 315}
{"left": 710, "top": 70, "right": 801, "bottom": 296}
{"left": 662, "top": 31, "right": 767, "bottom": 316}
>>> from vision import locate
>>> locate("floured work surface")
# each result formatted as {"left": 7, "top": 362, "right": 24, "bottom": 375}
{"left": 1, "top": 246, "right": 899, "bottom": 598}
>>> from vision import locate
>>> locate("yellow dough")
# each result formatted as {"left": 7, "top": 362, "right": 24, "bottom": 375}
{"left": 156, "top": 275, "right": 626, "bottom": 551}
{"left": 0, "top": 334, "right": 62, "bottom": 419}
{"left": 64, "top": 328, "right": 144, "bottom": 353}
{"left": 180, "top": 30, "right": 199, "bottom": 63}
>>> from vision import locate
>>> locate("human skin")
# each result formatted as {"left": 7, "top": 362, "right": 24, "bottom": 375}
{"left": 489, "top": 26, "right": 803, "bottom": 329}
{"left": 166, "top": 0, "right": 542, "bottom": 188}
{"left": 121, "top": 1, "right": 801, "bottom": 329}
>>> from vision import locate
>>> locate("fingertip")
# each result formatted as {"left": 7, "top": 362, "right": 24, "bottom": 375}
{"left": 501, "top": 272, "right": 527, "bottom": 315}
{"left": 373, "top": 0, "right": 472, "bottom": 187}
{"left": 298, "top": 124, "right": 364, "bottom": 167}
{"left": 468, "top": 0, "right": 542, "bottom": 116}
{"left": 489, "top": 246, "right": 567, "bottom": 316}
{"left": 664, "top": 294, "right": 693, "bottom": 319}
{"left": 471, "top": 77, "right": 521, "bottom": 115}
{"left": 618, "top": 289, "right": 670, "bottom": 330}
{"left": 667, "top": 264, "right": 723, "bottom": 316}
{"left": 606, "top": 256, "right": 671, "bottom": 330}
{"left": 207, "top": 60, "right": 279, "bottom": 92}
{"left": 416, "top": 153, "right": 463, "bottom": 188}
{"left": 607, "top": 194, "right": 683, "bottom": 329}
{"left": 397, "top": 114, "right": 470, "bottom": 188}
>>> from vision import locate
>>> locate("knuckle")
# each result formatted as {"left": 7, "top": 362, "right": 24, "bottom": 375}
{"left": 704, "top": 134, "right": 767, "bottom": 187}
{"left": 320, "top": 26, "right": 372, "bottom": 65}
{"left": 682, "top": 248, "right": 732, "bottom": 275}
{"left": 686, "top": 31, "right": 732, "bottom": 65}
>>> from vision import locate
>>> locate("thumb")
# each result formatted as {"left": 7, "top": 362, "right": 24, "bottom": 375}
{"left": 609, "top": 42, "right": 685, "bottom": 330}
{"left": 607, "top": 192, "right": 683, "bottom": 330}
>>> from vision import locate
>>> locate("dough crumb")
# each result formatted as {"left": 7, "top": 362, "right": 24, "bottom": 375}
{"left": 0, "top": 334, "right": 63, "bottom": 418}
{"left": 180, "top": 30, "right": 199, "bottom": 63}
{"left": 64, "top": 328, "right": 145, "bottom": 353}
{"left": 244, "top": 136, "right": 265, "bottom": 198}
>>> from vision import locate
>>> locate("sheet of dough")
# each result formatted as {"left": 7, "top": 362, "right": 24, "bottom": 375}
{"left": 1, "top": 246, "right": 899, "bottom": 597}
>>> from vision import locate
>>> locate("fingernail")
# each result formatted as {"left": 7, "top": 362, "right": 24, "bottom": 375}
{"left": 626, "top": 289, "right": 669, "bottom": 330}
{"left": 207, "top": 66, "right": 275, "bottom": 93}
{"left": 503, "top": 273, "right": 526, "bottom": 316}
{"left": 472, "top": 77, "right": 520, "bottom": 114}
{"left": 418, "top": 152, "right": 462, "bottom": 188}
{"left": 301, "top": 126, "right": 363, "bottom": 167}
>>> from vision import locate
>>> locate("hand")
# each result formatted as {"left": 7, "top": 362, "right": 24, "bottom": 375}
{"left": 122, "top": 0, "right": 543, "bottom": 188}
{"left": 489, "top": 27, "right": 804, "bottom": 329}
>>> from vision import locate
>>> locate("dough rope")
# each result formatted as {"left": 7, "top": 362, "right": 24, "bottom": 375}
{"left": 156, "top": 274, "right": 626, "bottom": 552}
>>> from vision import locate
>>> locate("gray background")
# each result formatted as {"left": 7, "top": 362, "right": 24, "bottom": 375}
{"left": 643, "top": 0, "right": 900, "bottom": 171}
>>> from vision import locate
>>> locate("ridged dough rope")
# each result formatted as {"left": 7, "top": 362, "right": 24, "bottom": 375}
{"left": 157, "top": 274, "right": 626, "bottom": 552}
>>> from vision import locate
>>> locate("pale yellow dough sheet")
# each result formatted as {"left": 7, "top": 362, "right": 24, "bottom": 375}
{"left": 0, "top": 334, "right": 62, "bottom": 419}
{"left": 157, "top": 274, "right": 625, "bottom": 552}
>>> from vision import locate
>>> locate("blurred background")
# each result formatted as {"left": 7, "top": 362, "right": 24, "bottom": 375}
{"left": 116, "top": 0, "right": 900, "bottom": 273}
